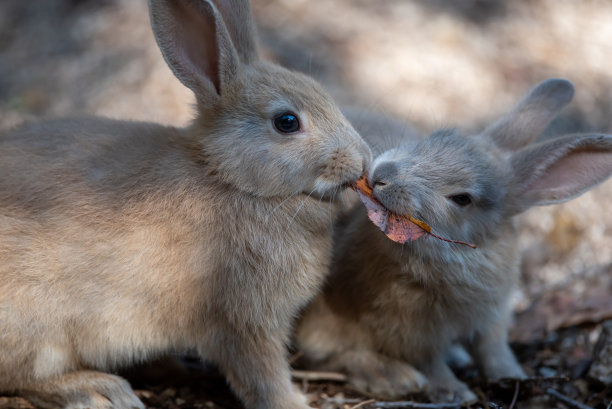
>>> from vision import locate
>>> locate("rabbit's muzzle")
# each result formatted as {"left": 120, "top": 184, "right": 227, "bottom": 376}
{"left": 313, "top": 142, "right": 371, "bottom": 199}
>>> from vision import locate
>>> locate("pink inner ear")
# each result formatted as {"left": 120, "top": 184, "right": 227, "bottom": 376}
{"left": 173, "top": 1, "right": 221, "bottom": 94}
{"left": 527, "top": 150, "right": 612, "bottom": 204}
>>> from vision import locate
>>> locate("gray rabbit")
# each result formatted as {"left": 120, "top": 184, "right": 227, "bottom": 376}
{"left": 297, "top": 79, "right": 612, "bottom": 402}
{"left": 0, "top": 1, "right": 371, "bottom": 408}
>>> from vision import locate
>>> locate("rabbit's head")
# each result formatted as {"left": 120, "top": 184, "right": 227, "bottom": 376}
{"left": 369, "top": 79, "right": 612, "bottom": 248}
{"left": 149, "top": 0, "right": 370, "bottom": 198}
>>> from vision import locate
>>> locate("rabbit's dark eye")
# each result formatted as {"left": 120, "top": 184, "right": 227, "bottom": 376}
{"left": 449, "top": 194, "right": 472, "bottom": 207}
{"left": 273, "top": 112, "right": 300, "bottom": 134}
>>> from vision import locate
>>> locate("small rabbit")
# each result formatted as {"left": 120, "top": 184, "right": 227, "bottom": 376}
{"left": 0, "top": 1, "right": 371, "bottom": 408}
{"left": 296, "top": 79, "right": 612, "bottom": 403}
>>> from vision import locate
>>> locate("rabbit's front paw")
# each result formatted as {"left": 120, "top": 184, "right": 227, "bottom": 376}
{"left": 477, "top": 342, "right": 527, "bottom": 381}
{"left": 422, "top": 359, "right": 477, "bottom": 404}
{"left": 22, "top": 371, "right": 144, "bottom": 409}
{"left": 485, "top": 359, "right": 527, "bottom": 381}
{"left": 348, "top": 358, "right": 428, "bottom": 399}
{"left": 257, "top": 390, "right": 313, "bottom": 409}
{"left": 285, "top": 387, "right": 312, "bottom": 409}
{"left": 426, "top": 382, "right": 477, "bottom": 404}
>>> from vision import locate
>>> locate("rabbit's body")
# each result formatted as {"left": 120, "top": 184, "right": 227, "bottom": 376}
{"left": 1, "top": 117, "right": 332, "bottom": 383}
{"left": 297, "top": 79, "right": 612, "bottom": 402}
{"left": 0, "top": 116, "right": 337, "bottom": 401}
{"left": 0, "top": 1, "right": 370, "bottom": 408}
{"left": 314, "top": 212, "right": 518, "bottom": 363}
{"left": 298, "top": 132, "right": 521, "bottom": 402}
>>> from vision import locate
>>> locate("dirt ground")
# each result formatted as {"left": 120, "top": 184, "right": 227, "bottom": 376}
{"left": 1, "top": 0, "right": 611, "bottom": 408}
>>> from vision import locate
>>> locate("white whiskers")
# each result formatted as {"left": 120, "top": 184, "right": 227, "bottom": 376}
{"left": 288, "top": 187, "right": 317, "bottom": 226}
{"left": 265, "top": 190, "right": 301, "bottom": 223}
{"left": 326, "top": 186, "right": 341, "bottom": 222}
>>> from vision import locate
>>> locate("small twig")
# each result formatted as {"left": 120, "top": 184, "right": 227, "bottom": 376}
{"left": 493, "top": 375, "right": 569, "bottom": 384}
{"left": 374, "top": 401, "right": 461, "bottom": 409}
{"left": 326, "top": 397, "right": 362, "bottom": 405}
{"left": 545, "top": 388, "right": 594, "bottom": 409}
{"left": 606, "top": 400, "right": 611, "bottom": 409}
{"left": 290, "top": 370, "right": 347, "bottom": 382}
{"left": 349, "top": 399, "right": 376, "bottom": 409}
{"left": 525, "top": 375, "right": 570, "bottom": 382}
{"left": 508, "top": 381, "right": 519, "bottom": 409}
{"left": 325, "top": 397, "right": 466, "bottom": 409}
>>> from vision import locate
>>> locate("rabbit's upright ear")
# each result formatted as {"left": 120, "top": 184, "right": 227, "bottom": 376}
{"left": 508, "top": 133, "right": 612, "bottom": 214}
{"left": 483, "top": 79, "right": 575, "bottom": 151}
{"left": 148, "top": 0, "right": 259, "bottom": 102}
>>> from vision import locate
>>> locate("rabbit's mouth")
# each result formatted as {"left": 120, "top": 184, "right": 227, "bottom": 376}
{"left": 369, "top": 185, "right": 412, "bottom": 218}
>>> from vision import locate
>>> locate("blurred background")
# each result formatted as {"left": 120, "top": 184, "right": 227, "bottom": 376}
{"left": 0, "top": 0, "right": 611, "bottom": 339}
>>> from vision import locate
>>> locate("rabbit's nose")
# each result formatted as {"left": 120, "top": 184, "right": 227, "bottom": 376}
{"left": 370, "top": 161, "right": 398, "bottom": 189}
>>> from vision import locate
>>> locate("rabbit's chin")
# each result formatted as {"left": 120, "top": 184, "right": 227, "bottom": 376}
{"left": 308, "top": 179, "right": 355, "bottom": 202}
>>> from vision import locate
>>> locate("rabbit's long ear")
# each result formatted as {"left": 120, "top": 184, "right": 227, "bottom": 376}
{"left": 148, "top": 0, "right": 259, "bottom": 101}
{"left": 210, "top": 0, "right": 259, "bottom": 63}
{"left": 508, "top": 133, "right": 612, "bottom": 214}
{"left": 483, "top": 79, "right": 575, "bottom": 151}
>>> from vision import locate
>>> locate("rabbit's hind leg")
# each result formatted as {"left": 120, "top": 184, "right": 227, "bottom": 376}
{"left": 20, "top": 370, "right": 143, "bottom": 409}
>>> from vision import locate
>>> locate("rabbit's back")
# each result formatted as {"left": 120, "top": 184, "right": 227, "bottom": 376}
{"left": 0, "top": 118, "right": 196, "bottom": 208}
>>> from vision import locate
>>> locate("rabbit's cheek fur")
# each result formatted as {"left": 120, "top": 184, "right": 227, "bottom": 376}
{"left": 201, "top": 127, "right": 367, "bottom": 198}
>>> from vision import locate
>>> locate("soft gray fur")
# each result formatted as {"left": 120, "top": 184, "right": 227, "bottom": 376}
{"left": 0, "top": 1, "right": 371, "bottom": 408}
{"left": 297, "top": 79, "right": 612, "bottom": 403}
